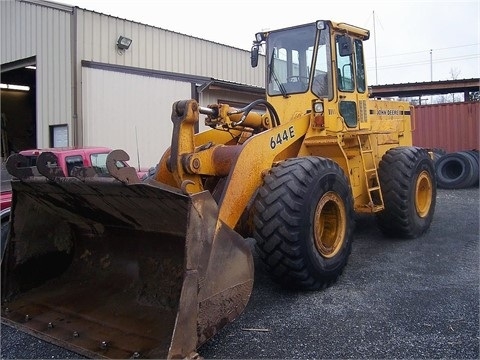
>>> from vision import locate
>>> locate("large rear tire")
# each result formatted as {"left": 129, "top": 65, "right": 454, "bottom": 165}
{"left": 377, "top": 146, "right": 436, "bottom": 238}
{"left": 253, "top": 157, "right": 355, "bottom": 290}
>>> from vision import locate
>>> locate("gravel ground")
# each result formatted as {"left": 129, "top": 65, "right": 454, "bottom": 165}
{"left": 1, "top": 188, "right": 479, "bottom": 359}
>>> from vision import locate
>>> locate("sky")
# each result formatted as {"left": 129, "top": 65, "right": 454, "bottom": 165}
{"left": 56, "top": 0, "right": 480, "bottom": 85}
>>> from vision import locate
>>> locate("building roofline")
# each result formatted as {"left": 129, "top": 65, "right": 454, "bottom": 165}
{"left": 19, "top": 0, "right": 73, "bottom": 13}
{"left": 18, "top": 0, "right": 255, "bottom": 52}
{"left": 197, "top": 79, "right": 264, "bottom": 95}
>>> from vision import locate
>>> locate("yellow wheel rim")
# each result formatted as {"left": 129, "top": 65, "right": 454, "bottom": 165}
{"left": 415, "top": 170, "right": 433, "bottom": 218}
{"left": 313, "top": 191, "right": 346, "bottom": 259}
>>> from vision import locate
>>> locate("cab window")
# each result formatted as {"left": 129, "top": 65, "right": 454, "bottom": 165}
{"left": 336, "top": 35, "right": 354, "bottom": 92}
{"left": 267, "top": 23, "right": 316, "bottom": 95}
{"left": 355, "top": 39, "right": 366, "bottom": 93}
{"left": 311, "top": 29, "right": 332, "bottom": 99}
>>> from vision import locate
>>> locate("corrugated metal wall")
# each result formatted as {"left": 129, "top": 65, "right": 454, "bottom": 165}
{"left": 1, "top": 0, "right": 73, "bottom": 147}
{"left": 74, "top": 8, "right": 265, "bottom": 146}
{"left": 412, "top": 101, "right": 479, "bottom": 152}
{"left": 82, "top": 66, "right": 192, "bottom": 168}
{"left": 75, "top": 9, "right": 265, "bottom": 87}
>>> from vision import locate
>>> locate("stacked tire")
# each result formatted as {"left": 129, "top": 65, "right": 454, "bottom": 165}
{"left": 435, "top": 150, "right": 479, "bottom": 189}
{"left": 430, "top": 148, "right": 447, "bottom": 165}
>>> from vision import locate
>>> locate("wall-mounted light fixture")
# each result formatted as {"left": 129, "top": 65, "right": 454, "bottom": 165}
{"left": 116, "top": 36, "right": 132, "bottom": 50}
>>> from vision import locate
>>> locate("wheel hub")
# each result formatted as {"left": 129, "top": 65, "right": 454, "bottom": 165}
{"left": 415, "top": 170, "right": 433, "bottom": 217}
{"left": 313, "top": 191, "right": 346, "bottom": 258}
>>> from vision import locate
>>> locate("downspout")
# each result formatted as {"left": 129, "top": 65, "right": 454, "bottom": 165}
{"left": 70, "top": 6, "right": 82, "bottom": 146}
{"left": 69, "top": 7, "right": 79, "bottom": 146}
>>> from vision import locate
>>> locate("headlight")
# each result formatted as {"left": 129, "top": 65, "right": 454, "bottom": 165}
{"left": 316, "top": 21, "right": 326, "bottom": 30}
{"left": 314, "top": 102, "right": 324, "bottom": 113}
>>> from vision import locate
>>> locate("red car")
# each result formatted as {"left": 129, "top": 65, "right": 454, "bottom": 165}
{"left": 1, "top": 185, "right": 12, "bottom": 211}
{"left": 1, "top": 162, "right": 13, "bottom": 256}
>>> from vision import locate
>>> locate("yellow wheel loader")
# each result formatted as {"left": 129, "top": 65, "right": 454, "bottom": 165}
{"left": 1, "top": 20, "right": 436, "bottom": 359}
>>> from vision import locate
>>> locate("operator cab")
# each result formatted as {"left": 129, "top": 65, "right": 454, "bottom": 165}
{"left": 251, "top": 20, "right": 370, "bottom": 128}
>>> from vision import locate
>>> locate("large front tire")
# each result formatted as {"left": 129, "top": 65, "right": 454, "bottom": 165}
{"left": 377, "top": 146, "right": 436, "bottom": 238}
{"left": 253, "top": 157, "right": 355, "bottom": 290}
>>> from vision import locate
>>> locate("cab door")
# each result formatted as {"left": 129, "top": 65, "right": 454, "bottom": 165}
{"left": 335, "top": 35, "right": 369, "bottom": 130}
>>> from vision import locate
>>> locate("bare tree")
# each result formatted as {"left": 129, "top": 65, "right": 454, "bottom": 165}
{"left": 449, "top": 68, "right": 462, "bottom": 102}
{"left": 449, "top": 67, "right": 461, "bottom": 80}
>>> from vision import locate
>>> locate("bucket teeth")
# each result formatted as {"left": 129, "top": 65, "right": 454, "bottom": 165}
{"left": 106, "top": 149, "right": 140, "bottom": 184}
{"left": 5, "top": 153, "right": 36, "bottom": 180}
{"left": 36, "top": 152, "right": 65, "bottom": 179}
{"left": 5, "top": 149, "right": 141, "bottom": 184}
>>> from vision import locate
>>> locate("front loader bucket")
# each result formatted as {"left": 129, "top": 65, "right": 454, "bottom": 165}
{"left": 1, "top": 160, "right": 254, "bottom": 359}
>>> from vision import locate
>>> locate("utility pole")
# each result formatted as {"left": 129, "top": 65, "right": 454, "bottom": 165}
{"left": 430, "top": 49, "right": 433, "bottom": 81}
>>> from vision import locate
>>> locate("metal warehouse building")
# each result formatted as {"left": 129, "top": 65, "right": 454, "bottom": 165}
{"left": 1, "top": 0, "right": 265, "bottom": 168}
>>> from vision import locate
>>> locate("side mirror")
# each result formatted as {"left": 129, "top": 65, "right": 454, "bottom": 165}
{"left": 337, "top": 35, "right": 353, "bottom": 57}
{"left": 251, "top": 45, "right": 259, "bottom": 68}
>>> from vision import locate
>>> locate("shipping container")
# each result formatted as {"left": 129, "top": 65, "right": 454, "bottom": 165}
{"left": 412, "top": 101, "right": 479, "bottom": 153}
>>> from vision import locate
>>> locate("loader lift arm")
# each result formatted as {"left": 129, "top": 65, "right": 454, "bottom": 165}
{"left": 165, "top": 99, "right": 309, "bottom": 229}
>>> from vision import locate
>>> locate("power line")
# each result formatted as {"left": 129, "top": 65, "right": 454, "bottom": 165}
{"left": 366, "top": 54, "right": 479, "bottom": 71}
{"left": 434, "top": 43, "right": 480, "bottom": 52}
{"left": 366, "top": 43, "right": 480, "bottom": 60}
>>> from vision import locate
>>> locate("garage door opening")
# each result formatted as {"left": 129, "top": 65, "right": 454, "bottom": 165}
{"left": 1, "top": 57, "right": 37, "bottom": 160}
